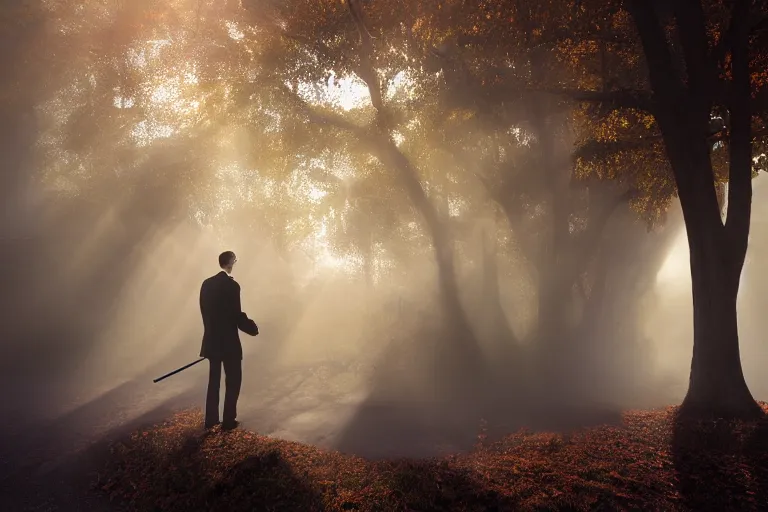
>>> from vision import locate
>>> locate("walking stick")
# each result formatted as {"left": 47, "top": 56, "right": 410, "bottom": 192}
{"left": 153, "top": 357, "right": 205, "bottom": 383}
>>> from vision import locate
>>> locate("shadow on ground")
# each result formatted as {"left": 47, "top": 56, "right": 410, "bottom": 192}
{"left": 100, "top": 429, "right": 326, "bottom": 512}
{"left": 0, "top": 358, "right": 201, "bottom": 511}
{"left": 333, "top": 324, "right": 623, "bottom": 460}
{"left": 91, "top": 413, "right": 519, "bottom": 512}
{"left": 672, "top": 409, "right": 768, "bottom": 511}
{"left": 333, "top": 393, "right": 623, "bottom": 460}
{"left": 213, "top": 450, "right": 324, "bottom": 512}
{"left": 381, "top": 459, "right": 516, "bottom": 512}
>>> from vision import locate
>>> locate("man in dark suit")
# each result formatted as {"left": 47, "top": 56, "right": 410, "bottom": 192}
{"left": 199, "top": 251, "right": 258, "bottom": 430}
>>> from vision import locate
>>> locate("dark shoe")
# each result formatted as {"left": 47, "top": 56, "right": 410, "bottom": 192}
{"left": 205, "top": 420, "right": 220, "bottom": 429}
{"left": 221, "top": 420, "right": 239, "bottom": 431}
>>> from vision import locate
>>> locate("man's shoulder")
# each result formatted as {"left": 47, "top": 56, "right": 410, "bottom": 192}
{"left": 202, "top": 272, "right": 239, "bottom": 289}
{"left": 202, "top": 272, "right": 225, "bottom": 288}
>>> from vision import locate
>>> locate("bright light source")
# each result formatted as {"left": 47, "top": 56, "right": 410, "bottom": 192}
{"left": 656, "top": 230, "right": 689, "bottom": 287}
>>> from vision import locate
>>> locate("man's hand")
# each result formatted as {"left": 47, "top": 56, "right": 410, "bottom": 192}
{"left": 237, "top": 312, "right": 259, "bottom": 336}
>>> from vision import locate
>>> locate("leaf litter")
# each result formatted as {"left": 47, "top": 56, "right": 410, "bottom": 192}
{"left": 93, "top": 403, "right": 768, "bottom": 511}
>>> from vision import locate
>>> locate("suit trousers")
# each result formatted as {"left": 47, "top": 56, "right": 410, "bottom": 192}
{"left": 205, "top": 358, "right": 242, "bottom": 425}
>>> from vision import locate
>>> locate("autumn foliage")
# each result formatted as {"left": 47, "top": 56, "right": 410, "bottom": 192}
{"left": 96, "top": 405, "right": 768, "bottom": 511}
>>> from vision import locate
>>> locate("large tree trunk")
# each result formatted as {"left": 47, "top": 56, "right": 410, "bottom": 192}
{"left": 378, "top": 139, "right": 486, "bottom": 398}
{"left": 339, "top": 1, "right": 480, "bottom": 367}
{"left": 380, "top": 141, "right": 465, "bottom": 325}
{"left": 480, "top": 225, "right": 518, "bottom": 345}
{"left": 476, "top": 225, "right": 523, "bottom": 389}
{"left": 681, "top": 233, "right": 759, "bottom": 417}
{"left": 525, "top": 86, "right": 573, "bottom": 376}
{"left": 627, "top": 0, "right": 761, "bottom": 418}
{"left": 671, "top": 151, "right": 759, "bottom": 418}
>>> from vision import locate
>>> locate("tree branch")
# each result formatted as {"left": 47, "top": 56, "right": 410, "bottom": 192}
{"left": 346, "top": 0, "right": 386, "bottom": 122}
{"left": 536, "top": 88, "right": 655, "bottom": 113}
{"left": 674, "top": 0, "right": 716, "bottom": 111}
{"left": 574, "top": 125, "right": 768, "bottom": 161}
{"left": 272, "top": 80, "right": 374, "bottom": 142}
{"left": 724, "top": 0, "right": 753, "bottom": 256}
{"left": 564, "top": 187, "right": 634, "bottom": 287}
{"left": 455, "top": 27, "right": 638, "bottom": 53}
{"left": 626, "top": 0, "right": 685, "bottom": 105}
{"left": 712, "top": 11, "right": 768, "bottom": 68}
{"left": 475, "top": 167, "right": 545, "bottom": 268}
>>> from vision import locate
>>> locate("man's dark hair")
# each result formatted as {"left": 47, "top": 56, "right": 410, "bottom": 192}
{"left": 218, "top": 251, "right": 236, "bottom": 268}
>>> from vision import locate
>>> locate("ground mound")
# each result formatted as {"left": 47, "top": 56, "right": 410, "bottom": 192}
{"left": 94, "top": 404, "right": 768, "bottom": 511}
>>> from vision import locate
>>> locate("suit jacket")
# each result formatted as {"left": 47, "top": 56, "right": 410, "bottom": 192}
{"left": 199, "top": 271, "right": 257, "bottom": 360}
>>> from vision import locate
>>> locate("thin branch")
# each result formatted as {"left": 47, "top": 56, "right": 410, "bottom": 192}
{"left": 306, "top": 109, "right": 370, "bottom": 137}
{"left": 346, "top": 0, "right": 385, "bottom": 118}
{"left": 271, "top": 80, "right": 373, "bottom": 141}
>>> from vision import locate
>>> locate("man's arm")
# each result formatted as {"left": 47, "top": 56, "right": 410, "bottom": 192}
{"left": 233, "top": 282, "right": 259, "bottom": 336}
{"left": 199, "top": 281, "right": 209, "bottom": 359}
{"left": 233, "top": 282, "right": 243, "bottom": 315}
{"left": 199, "top": 281, "right": 208, "bottom": 321}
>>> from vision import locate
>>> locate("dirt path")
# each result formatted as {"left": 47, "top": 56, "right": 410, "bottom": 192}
{"left": 0, "top": 359, "right": 464, "bottom": 510}
{"left": 0, "top": 358, "right": 608, "bottom": 510}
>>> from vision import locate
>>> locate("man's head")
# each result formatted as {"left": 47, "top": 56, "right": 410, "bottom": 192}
{"left": 218, "top": 251, "right": 237, "bottom": 274}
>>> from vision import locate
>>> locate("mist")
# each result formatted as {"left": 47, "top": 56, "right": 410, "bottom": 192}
{"left": 1, "top": 2, "right": 767, "bottom": 477}
{"left": 643, "top": 175, "right": 768, "bottom": 403}
{"left": 2, "top": 176, "right": 766, "bottom": 463}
